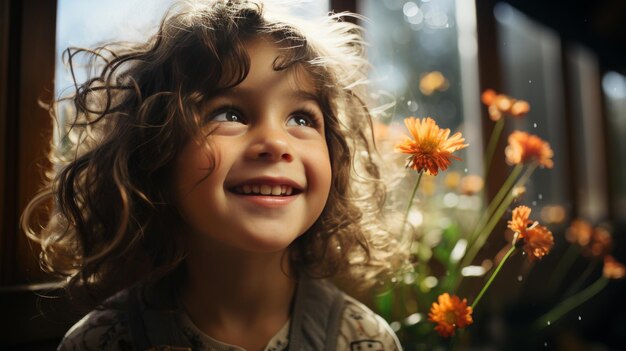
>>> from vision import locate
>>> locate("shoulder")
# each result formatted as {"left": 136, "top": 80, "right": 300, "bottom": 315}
{"left": 58, "top": 308, "right": 134, "bottom": 351}
{"left": 337, "top": 295, "right": 402, "bottom": 351}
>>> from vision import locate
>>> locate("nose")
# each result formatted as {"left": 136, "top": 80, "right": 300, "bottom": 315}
{"left": 245, "top": 123, "right": 294, "bottom": 162}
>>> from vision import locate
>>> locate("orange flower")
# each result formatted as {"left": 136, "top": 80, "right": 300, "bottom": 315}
{"left": 420, "top": 71, "right": 449, "bottom": 96}
{"left": 428, "top": 293, "right": 473, "bottom": 337}
{"left": 508, "top": 206, "right": 554, "bottom": 261}
{"left": 460, "top": 174, "right": 484, "bottom": 195}
{"left": 481, "top": 89, "right": 497, "bottom": 105}
{"left": 395, "top": 117, "right": 468, "bottom": 175}
{"left": 444, "top": 171, "right": 461, "bottom": 189}
{"left": 566, "top": 220, "right": 612, "bottom": 257}
{"left": 481, "top": 89, "right": 530, "bottom": 121}
{"left": 505, "top": 131, "right": 554, "bottom": 168}
{"left": 511, "top": 185, "right": 527, "bottom": 199}
{"left": 565, "top": 219, "right": 593, "bottom": 246}
{"left": 588, "top": 226, "right": 613, "bottom": 257}
{"left": 510, "top": 100, "right": 530, "bottom": 116}
{"left": 603, "top": 255, "right": 626, "bottom": 279}
{"left": 507, "top": 205, "right": 532, "bottom": 233}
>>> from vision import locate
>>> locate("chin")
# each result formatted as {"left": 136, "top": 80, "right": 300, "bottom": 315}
{"left": 239, "top": 234, "right": 299, "bottom": 254}
{"left": 222, "top": 226, "right": 299, "bottom": 254}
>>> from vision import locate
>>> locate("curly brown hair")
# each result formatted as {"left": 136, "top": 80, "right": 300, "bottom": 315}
{"left": 23, "top": 0, "right": 401, "bottom": 307}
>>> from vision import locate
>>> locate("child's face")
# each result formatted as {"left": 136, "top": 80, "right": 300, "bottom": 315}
{"left": 172, "top": 38, "right": 332, "bottom": 254}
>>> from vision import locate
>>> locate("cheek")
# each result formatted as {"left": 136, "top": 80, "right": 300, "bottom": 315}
{"left": 172, "top": 142, "right": 220, "bottom": 205}
{"left": 321, "top": 158, "right": 332, "bottom": 198}
{"left": 309, "top": 146, "right": 333, "bottom": 206}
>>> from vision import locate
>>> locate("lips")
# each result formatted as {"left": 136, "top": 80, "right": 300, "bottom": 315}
{"left": 227, "top": 177, "right": 304, "bottom": 197}
{"left": 232, "top": 184, "right": 295, "bottom": 196}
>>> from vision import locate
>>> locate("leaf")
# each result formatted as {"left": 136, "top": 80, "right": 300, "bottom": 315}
{"left": 375, "top": 289, "right": 395, "bottom": 320}
{"left": 434, "top": 222, "right": 461, "bottom": 264}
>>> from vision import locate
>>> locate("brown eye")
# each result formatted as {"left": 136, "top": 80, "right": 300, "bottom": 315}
{"left": 211, "top": 109, "right": 246, "bottom": 124}
{"left": 287, "top": 111, "right": 317, "bottom": 128}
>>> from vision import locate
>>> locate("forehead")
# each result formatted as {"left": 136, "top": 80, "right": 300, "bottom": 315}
{"left": 219, "top": 37, "right": 319, "bottom": 97}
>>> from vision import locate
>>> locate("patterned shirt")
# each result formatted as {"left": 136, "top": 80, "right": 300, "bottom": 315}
{"left": 58, "top": 295, "right": 401, "bottom": 351}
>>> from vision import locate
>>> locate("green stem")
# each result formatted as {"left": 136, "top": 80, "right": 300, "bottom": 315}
{"left": 450, "top": 329, "right": 461, "bottom": 350}
{"left": 471, "top": 245, "right": 516, "bottom": 309}
{"left": 564, "top": 260, "right": 599, "bottom": 297}
{"left": 458, "top": 164, "right": 537, "bottom": 283}
{"left": 548, "top": 245, "right": 581, "bottom": 295}
{"left": 402, "top": 171, "right": 424, "bottom": 225}
{"left": 534, "top": 277, "right": 609, "bottom": 330}
{"left": 484, "top": 119, "right": 505, "bottom": 177}
{"left": 401, "top": 172, "right": 425, "bottom": 278}
{"left": 467, "top": 164, "right": 523, "bottom": 248}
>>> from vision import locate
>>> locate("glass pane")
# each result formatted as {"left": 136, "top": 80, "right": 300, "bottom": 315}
{"left": 603, "top": 71, "right": 626, "bottom": 221}
{"left": 360, "top": 0, "right": 483, "bottom": 217}
{"left": 360, "top": 0, "right": 478, "bottom": 144}
{"left": 495, "top": 2, "right": 571, "bottom": 226}
{"left": 55, "top": 0, "right": 175, "bottom": 97}
{"left": 55, "top": 0, "right": 330, "bottom": 96}
{"left": 566, "top": 44, "right": 608, "bottom": 223}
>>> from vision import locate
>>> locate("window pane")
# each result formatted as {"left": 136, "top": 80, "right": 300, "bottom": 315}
{"left": 566, "top": 45, "right": 608, "bottom": 222}
{"left": 495, "top": 2, "right": 571, "bottom": 226}
{"left": 603, "top": 71, "right": 626, "bottom": 221}
{"left": 360, "top": 0, "right": 483, "bottom": 173}
{"left": 55, "top": 0, "right": 175, "bottom": 97}
{"left": 55, "top": 0, "right": 330, "bottom": 96}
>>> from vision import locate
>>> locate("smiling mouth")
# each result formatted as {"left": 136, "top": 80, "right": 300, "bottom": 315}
{"left": 229, "top": 184, "right": 302, "bottom": 196}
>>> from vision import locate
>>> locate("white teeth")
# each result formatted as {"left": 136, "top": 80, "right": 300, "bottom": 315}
{"left": 236, "top": 184, "right": 296, "bottom": 195}
{"left": 271, "top": 185, "right": 282, "bottom": 195}
{"left": 260, "top": 184, "right": 272, "bottom": 195}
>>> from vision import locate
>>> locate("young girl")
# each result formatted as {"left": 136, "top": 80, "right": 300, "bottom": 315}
{"left": 23, "top": 0, "right": 404, "bottom": 350}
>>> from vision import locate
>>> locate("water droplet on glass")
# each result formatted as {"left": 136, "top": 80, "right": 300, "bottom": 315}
{"left": 544, "top": 342, "right": 548, "bottom": 347}
{"left": 532, "top": 201, "right": 537, "bottom": 206}
{"left": 578, "top": 315, "right": 582, "bottom": 321}
{"left": 538, "top": 194, "right": 543, "bottom": 200}
{"left": 464, "top": 168, "right": 468, "bottom": 173}
{"left": 517, "top": 275, "right": 523, "bottom": 282}
{"left": 533, "top": 123, "right": 537, "bottom": 128}
{"left": 407, "top": 100, "right": 418, "bottom": 112}
{"left": 547, "top": 321, "right": 551, "bottom": 326}
{"left": 529, "top": 80, "right": 532, "bottom": 84}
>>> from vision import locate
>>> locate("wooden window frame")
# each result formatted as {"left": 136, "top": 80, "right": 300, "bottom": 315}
{"left": 0, "top": 0, "right": 72, "bottom": 348}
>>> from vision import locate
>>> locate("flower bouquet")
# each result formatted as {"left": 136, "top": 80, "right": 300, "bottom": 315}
{"left": 372, "top": 90, "right": 625, "bottom": 349}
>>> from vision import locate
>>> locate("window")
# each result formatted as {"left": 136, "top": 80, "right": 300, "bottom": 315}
{"left": 495, "top": 2, "right": 571, "bottom": 226}
{"left": 361, "top": 0, "right": 483, "bottom": 174}
{"left": 603, "top": 71, "right": 626, "bottom": 221}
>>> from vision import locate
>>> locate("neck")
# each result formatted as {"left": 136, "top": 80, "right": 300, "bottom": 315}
{"left": 180, "top": 238, "right": 296, "bottom": 347}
